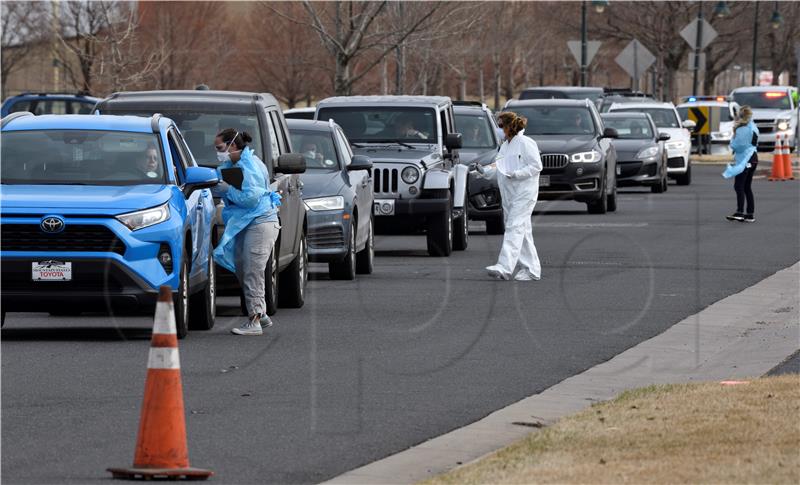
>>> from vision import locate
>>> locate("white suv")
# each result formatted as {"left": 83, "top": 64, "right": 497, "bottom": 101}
{"left": 608, "top": 102, "right": 694, "bottom": 185}
{"left": 730, "top": 86, "right": 798, "bottom": 152}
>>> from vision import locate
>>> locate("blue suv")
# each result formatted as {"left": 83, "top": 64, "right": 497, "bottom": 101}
{"left": 1, "top": 92, "right": 100, "bottom": 117}
{"left": 0, "top": 112, "right": 219, "bottom": 337}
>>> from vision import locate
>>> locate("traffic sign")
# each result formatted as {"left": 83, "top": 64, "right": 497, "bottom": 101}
{"left": 680, "top": 18, "right": 717, "bottom": 50}
{"left": 568, "top": 40, "right": 602, "bottom": 66}
{"left": 687, "top": 106, "right": 709, "bottom": 135}
{"left": 615, "top": 39, "right": 655, "bottom": 83}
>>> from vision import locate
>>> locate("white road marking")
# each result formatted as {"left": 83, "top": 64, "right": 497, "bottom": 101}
{"left": 147, "top": 347, "right": 180, "bottom": 369}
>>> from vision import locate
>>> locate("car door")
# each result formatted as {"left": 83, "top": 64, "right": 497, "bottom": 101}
{"left": 166, "top": 128, "right": 202, "bottom": 273}
{"left": 264, "top": 109, "right": 298, "bottom": 267}
{"left": 175, "top": 129, "right": 213, "bottom": 267}
{"left": 335, "top": 127, "right": 371, "bottom": 245}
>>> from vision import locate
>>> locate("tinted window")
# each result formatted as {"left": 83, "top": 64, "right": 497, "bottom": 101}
{"left": 1, "top": 130, "right": 166, "bottom": 185}
{"left": 9, "top": 101, "right": 31, "bottom": 113}
{"left": 334, "top": 129, "right": 352, "bottom": 166}
{"left": 455, "top": 113, "right": 496, "bottom": 149}
{"left": 289, "top": 129, "right": 340, "bottom": 170}
{"left": 70, "top": 101, "right": 95, "bottom": 114}
{"left": 506, "top": 106, "right": 596, "bottom": 136}
{"left": 732, "top": 91, "right": 792, "bottom": 110}
{"left": 602, "top": 117, "right": 654, "bottom": 139}
{"left": 317, "top": 107, "right": 438, "bottom": 144}
{"left": 612, "top": 108, "right": 680, "bottom": 128}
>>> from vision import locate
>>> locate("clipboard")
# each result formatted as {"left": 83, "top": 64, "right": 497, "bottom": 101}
{"left": 220, "top": 167, "right": 243, "bottom": 190}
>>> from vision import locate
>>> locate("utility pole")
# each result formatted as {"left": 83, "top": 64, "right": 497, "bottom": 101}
{"left": 692, "top": 3, "right": 704, "bottom": 95}
{"left": 751, "top": 1, "right": 759, "bottom": 85}
{"left": 580, "top": 1, "right": 587, "bottom": 86}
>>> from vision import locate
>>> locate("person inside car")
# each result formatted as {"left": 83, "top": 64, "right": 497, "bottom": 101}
{"left": 301, "top": 140, "right": 324, "bottom": 166}
{"left": 394, "top": 115, "right": 426, "bottom": 139}
{"left": 137, "top": 145, "right": 161, "bottom": 179}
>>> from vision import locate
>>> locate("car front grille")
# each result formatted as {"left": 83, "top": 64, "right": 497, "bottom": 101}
{"left": 755, "top": 119, "right": 774, "bottom": 134}
{"left": 617, "top": 161, "right": 643, "bottom": 178}
{"left": 541, "top": 154, "right": 569, "bottom": 169}
{"left": 373, "top": 168, "right": 399, "bottom": 194}
{"left": 308, "top": 226, "right": 345, "bottom": 249}
{"left": 0, "top": 224, "right": 126, "bottom": 255}
{"left": 667, "top": 157, "right": 686, "bottom": 168}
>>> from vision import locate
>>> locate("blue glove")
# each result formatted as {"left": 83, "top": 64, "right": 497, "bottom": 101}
{"left": 211, "top": 181, "right": 230, "bottom": 197}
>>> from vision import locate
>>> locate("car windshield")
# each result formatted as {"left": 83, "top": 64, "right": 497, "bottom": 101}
{"left": 288, "top": 129, "right": 340, "bottom": 171}
{"left": 612, "top": 108, "right": 680, "bottom": 128}
{"left": 316, "top": 107, "right": 437, "bottom": 144}
{"left": 602, "top": 117, "right": 653, "bottom": 139}
{"left": 1, "top": 130, "right": 167, "bottom": 185}
{"left": 677, "top": 106, "right": 734, "bottom": 123}
{"left": 455, "top": 113, "right": 496, "bottom": 149}
{"left": 507, "top": 106, "right": 596, "bottom": 136}
{"left": 732, "top": 91, "right": 793, "bottom": 110}
{"left": 107, "top": 110, "right": 263, "bottom": 167}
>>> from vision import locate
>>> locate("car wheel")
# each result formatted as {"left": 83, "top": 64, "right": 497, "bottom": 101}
{"left": 356, "top": 216, "right": 374, "bottom": 275}
{"left": 330, "top": 222, "right": 356, "bottom": 280}
{"left": 265, "top": 247, "right": 278, "bottom": 316}
{"left": 486, "top": 216, "right": 505, "bottom": 235}
{"left": 607, "top": 178, "right": 618, "bottom": 212}
{"left": 278, "top": 232, "right": 307, "bottom": 308}
{"left": 651, "top": 173, "right": 665, "bottom": 193}
{"left": 453, "top": 206, "right": 469, "bottom": 251}
{"left": 676, "top": 163, "right": 692, "bottom": 185}
{"left": 174, "top": 251, "right": 189, "bottom": 339}
{"left": 586, "top": 179, "right": 607, "bottom": 214}
{"left": 188, "top": 252, "right": 216, "bottom": 331}
{"left": 426, "top": 192, "right": 453, "bottom": 257}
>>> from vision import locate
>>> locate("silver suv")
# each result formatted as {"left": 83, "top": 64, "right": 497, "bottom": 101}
{"left": 316, "top": 96, "right": 469, "bottom": 256}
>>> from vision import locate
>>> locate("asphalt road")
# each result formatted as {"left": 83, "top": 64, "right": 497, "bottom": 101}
{"left": 2, "top": 166, "right": 799, "bottom": 484}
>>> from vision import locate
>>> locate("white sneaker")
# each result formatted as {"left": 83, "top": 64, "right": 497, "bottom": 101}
{"left": 231, "top": 319, "right": 263, "bottom": 336}
{"left": 486, "top": 265, "right": 511, "bottom": 281}
{"left": 514, "top": 269, "right": 541, "bottom": 281}
{"left": 260, "top": 314, "right": 274, "bottom": 328}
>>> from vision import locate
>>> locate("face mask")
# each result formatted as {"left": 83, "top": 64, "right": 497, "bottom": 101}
{"left": 216, "top": 151, "right": 231, "bottom": 163}
{"left": 304, "top": 149, "right": 316, "bottom": 158}
{"left": 496, "top": 127, "right": 506, "bottom": 141}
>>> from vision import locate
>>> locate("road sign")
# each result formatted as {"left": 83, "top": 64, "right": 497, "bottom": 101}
{"left": 615, "top": 39, "right": 655, "bottom": 83}
{"left": 568, "top": 40, "right": 602, "bottom": 66}
{"left": 680, "top": 18, "right": 717, "bottom": 50}
{"left": 688, "top": 53, "right": 706, "bottom": 71}
{"left": 687, "top": 106, "right": 710, "bottom": 135}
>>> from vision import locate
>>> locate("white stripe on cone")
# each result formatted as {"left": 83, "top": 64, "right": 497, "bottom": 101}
{"left": 152, "top": 301, "right": 177, "bottom": 335}
{"left": 147, "top": 347, "right": 180, "bottom": 369}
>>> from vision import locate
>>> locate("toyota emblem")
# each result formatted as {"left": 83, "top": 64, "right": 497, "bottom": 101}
{"left": 40, "top": 216, "right": 65, "bottom": 233}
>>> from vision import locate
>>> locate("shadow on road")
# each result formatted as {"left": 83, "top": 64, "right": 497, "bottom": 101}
{"left": 374, "top": 250, "right": 433, "bottom": 258}
{"left": 1, "top": 326, "right": 152, "bottom": 341}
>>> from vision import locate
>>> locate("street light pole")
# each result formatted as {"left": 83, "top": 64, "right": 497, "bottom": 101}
{"left": 752, "top": 1, "right": 760, "bottom": 85}
{"left": 580, "top": 1, "right": 587, "bottom": 87}
{"left": 692, "top": 3, "right": 704, "bottom": 95}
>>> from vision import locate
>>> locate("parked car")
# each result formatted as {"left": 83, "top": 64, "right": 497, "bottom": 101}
{"left": 0, "top": 112, "right": 219, "bottom": 337}
{"left": 730, "top": 86, "right": 798, "bottom": 152}
{"left": 676, "top": 96, "right": 740, "bottom": 155}
{"left": 601, "top": 112, "right": 670, "bottom": 193}
{"left": 608, "top": 102, "right": 694, "bottom": 185}
{"left": 504, "top": 99, "right": 618, "bottom": 214}
{"left": 315, "top": 96, "right": 469, "bottom": 256}
{"left": 284, "top": 107, "right": 316, "bottom": 120}
{"left": 287, "top": 119, "right": 375, "bottom": 280}
{"left": 517, "top": 86, "right": 605, "bottom": 107}
{"left": 1, "top": 92, "right": 100, "bottom": 117}
{"left": 95, "top": 90, "right": 307, "bottom": 314}
{"left": 453, "top": 101, "right": 504, "bottom": 234}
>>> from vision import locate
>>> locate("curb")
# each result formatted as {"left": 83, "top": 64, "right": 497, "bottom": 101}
{"left": 322, "top": 262, "right": 800, "bottom": 485}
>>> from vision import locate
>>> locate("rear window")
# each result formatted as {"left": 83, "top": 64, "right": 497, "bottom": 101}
{"left": 602, "top": 117, "right": 653, "bottom": 139}
{"left": 1, "top": 130, "right": 167, "bottom": 185}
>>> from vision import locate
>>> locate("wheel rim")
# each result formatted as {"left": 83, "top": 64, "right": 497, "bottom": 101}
{"left": 181, "top": 265, "right": 188, "bottom": 325}
{"left": 299, "top": 238, "right": 306, "bottom": 297}
{"left": 350, "top": 227, "right": 356, "bottom": 274}
{"left": 209, "top": 255, "right": 216, "bottom": 319}
{"left": 447, "top": 212, "right": 453, "bottom": 245}
{"left": 271, "top": 251, "right": 278, "bottom": 302}
{"left": 368, "top": 220, "right": 374, "bottom": 260}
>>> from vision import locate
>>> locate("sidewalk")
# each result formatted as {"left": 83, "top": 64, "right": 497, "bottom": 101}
{"left": 323, "top": 263, "right": 800, "bottom": 485}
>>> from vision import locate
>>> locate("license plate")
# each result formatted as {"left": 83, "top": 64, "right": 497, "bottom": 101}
{"left": 32, "top": 261, "right": 72, "bottom": 281}
{"left": 374, "top": 199, "right": 395, "bottom": 216}
{"left": 539, "top": 176, "right": 550, "bottom": 187}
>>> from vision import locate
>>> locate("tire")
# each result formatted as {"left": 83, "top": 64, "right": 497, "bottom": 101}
{"left": 586, "top": 178, "right": 607, "bottom": 214}
{"left": 426, "top": 194, "right": 453, "bottom": 257}
{"left": 355, "top": 216, "right": 374, "bottom": 275}
{"left": 265, "top": 247, "right": 278, "bottom": 316}
{"left": 452, "top": 207, "right": 469, "bottom": 251}
{"left": 676, "top": 164, "right": 692, "bottom": 185}
{"left": 330, "top": 222, "right": 356, "bottom": 280}
{"left": 278, "top": 232, "right": 307, "bottom": 308}
{"left": 607, "top": 179, "right": 618, "bottom": 212}
{"left": 188, "top": 252, "right": 216, "bottom": 330}
{"left": 485, "top": 217, "right": 505, "bottom": 235}
{"left": 174, "top": 250, "right": 189, "bottom": 339}
{"left": 651, "top": 177, "right": 665, "bottom": 194}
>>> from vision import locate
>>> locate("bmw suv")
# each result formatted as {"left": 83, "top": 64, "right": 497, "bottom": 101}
{"left": 1, "top": 112, "right": 219, "bottom": 337}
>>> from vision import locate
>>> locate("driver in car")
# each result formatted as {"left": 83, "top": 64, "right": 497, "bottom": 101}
{"left": 137, "top": 145, "right": 160, "bottom": 179}
{"left": 394, "top": 115, "right": 426, "bottom": 139}
{"left": 301, "top": 141, "right": 324, "bottom": 166}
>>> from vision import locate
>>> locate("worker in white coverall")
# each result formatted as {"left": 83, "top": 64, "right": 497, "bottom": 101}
{"left": 484, "top": 111, "right": 543, "bottom": 281}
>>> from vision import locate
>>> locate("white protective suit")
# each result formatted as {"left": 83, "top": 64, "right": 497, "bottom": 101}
{"left": 492, "top": 129, "right": 543, "bottom": 278}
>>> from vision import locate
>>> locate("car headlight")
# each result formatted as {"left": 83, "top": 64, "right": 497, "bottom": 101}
{"left": 666, "top": 140, "right": 687, "bottom": 151}
{"left": 570, "top": 150, "right": 602, "bottom": 163}
{"left": 116, "top": 203, "right": 170, "bottom": 231}
{"left": 776, "top": 119, "right": 790, "bottom": 131}
{"left": 401, "top": 166, "right": 420, "bottom": 184}
{"left": 636, "top": 146, "right": 659, "bottom": 159}
{"left": 304, "top": 196, "right": 345, "bottom": 211}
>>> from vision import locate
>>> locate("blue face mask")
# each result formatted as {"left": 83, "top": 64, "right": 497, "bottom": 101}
{"left": 496, "top": 127, "right": 506, "bottom": 142}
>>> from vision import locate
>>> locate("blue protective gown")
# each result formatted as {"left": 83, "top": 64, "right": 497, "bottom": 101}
{"left": 213, "top": 147, "right": 281, "bottom": 273}
{"left": 723, "top": 120, "right": 759, "bottom": 179}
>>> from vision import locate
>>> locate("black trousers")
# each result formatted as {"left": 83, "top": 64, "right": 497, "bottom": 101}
{"left": 733, "top": 153, "right": 758, "bottom": 215}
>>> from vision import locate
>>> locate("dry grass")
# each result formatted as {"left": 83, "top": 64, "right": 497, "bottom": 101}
{"left": 423, "top": 375, "right": 800, "bottom": 485}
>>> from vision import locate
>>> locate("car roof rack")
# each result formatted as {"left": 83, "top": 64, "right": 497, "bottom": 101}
{"left": 150, "top": 113, "right": 162, "bottom": 133}
{"left": 1, "top": 111, "right": 34, "bottom": 128}
{"left": 18, "top": 91, "right": 93, "bottom": 97}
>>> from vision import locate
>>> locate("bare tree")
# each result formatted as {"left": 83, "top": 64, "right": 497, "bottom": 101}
{"left": 1, "top": 1, "right": 48, "bottom": 98}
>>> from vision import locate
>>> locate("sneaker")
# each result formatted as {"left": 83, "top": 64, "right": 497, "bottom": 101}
{"left": 260, "top": 314, "right": 274, "bottom": 328}
{"left": 231, "top": 319, "right": 263, "bottom": 336}
{"left": 743, "top": 214, "right": 755, "bottom": 223}
{"left": 486, "top": 265, "right": 511, "bottom": 281}
{"left": 725, "top": 213, "right": 744, "bottom": 222}
{"left": 514, "top": 269, "right": 541, "bottom": 281}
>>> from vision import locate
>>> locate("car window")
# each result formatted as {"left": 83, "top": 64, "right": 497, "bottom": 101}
{"left": 732, "top": 91, "right": 792, "bottom": 110}
{"left": 507, "top": 106, "right": 596, "bottom": 136}
{"left": 455, "top": 112, "right": 496, "bottom": 149}
{"left": 264, "top": 113, "right": 282, "bottom": 163}
{"left": 176, "top": 130, "right": 198, "bottom": 167}
{"left": 612, "top": 108, "right": 680, "bottom": 128}
{"left": 602, "top": 117, "right": 654, "bottom": 139}
{"left": 335, "top": 129, "right": 352, "bottom": 166}
{"left": 288, "top": 129, "right": 340, "bottom": 171}
{"left": 166, "top": 131, "right": 187, "bottom": 183}
{"left": 317, "top": 107, "right": 438, "bottom": 144}
{"left": 1, "top": 130, "right": 166, "bottom": 185}
{"left": 9, "top": 101, "right": 31, "bottom": 113}
{"left": 269, "top": 111, "right": 290, "bottom": 154}
{"left": 70, "top": 101, "right": 94, "bottom": 114}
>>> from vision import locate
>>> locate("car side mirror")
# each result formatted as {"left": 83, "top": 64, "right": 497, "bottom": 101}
{"left": 658, "top": 132, "right": 671, "bottom": 141}
{"left": 445, "top": 133, "right": 463, "bottom": 150}
{"left": 682, "top": 119, "right": 697, "bottom": 131}
{"left": 276, "top": 153, "right": 306, "bottom": 174}
{"left": 602, "top": 127, "right": 619, "bottom": 139}
{"left": 347, "top": 155, "right": 372, "bottom": 171}
{"left": 183, "top": 166, "right": 219, "bottom": 196}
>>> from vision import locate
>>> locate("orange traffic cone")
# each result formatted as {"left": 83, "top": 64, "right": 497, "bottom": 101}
{"left": 108, "top": 286, "right": 212, "bottom": 481}
{"left": 768, "top": 134, "right": 786, "bottom": 181}
{"left": 780, "top": 134, "right": 794, "bottom": 180}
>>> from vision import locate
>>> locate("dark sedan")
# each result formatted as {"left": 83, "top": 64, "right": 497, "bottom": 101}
{"left": 288, "top": 119, "right": 374, "bottom": 280}
{"left": 454, "top": 102, "right": 504, "bottom": 234}
{"left": 601, "top": 112, "right": 670, "bottom": 193}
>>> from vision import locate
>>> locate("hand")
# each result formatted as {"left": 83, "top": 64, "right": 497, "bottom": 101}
{"left": 211, "top": 181, "right": 230, "bottom": 197}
